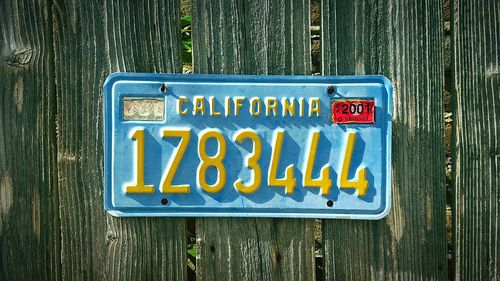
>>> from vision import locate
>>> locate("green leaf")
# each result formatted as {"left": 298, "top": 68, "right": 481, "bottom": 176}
{"left": 187, "top": 247, "right": 197, "bottom": 258}
{"left": 182, "top": 39, "right": 192, "bottom": 48}
{"left": 181, "top": 16, "right": 192, "bottom": 27}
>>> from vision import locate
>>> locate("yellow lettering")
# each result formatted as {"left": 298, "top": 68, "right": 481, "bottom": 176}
{"left": 309, "top": 97, "right": 321, "bottom": 117}
{"left": 209, "top": 96, "right": 221, "bottom": 117}
{"left": 197, "top": 130, "right": 227, "bottom": 193}
{"left": 126, "top": 129, "right": 154, "bottom": 193}
{"left": 303, "top": 130, "right": 331, "bottom": 195}
{"left": 177, "top": 96, "right": 189, "bottom": 115}
{"left": 161, "top": 128, "right": 191, "bottom": 193}
{"left": 225, "top": 97, "right": 231, "bottom": 117}
{"left": 282, "top": 97, "right": 296, "bottom": 117}
{"left": 234, "top": 97, "right": 245, "bottom": 116}
{"left": 193, "top": 96, "right": 206, "bottom": 116}
{"left": 268, "top": 130, "right": 295, "bottom": 194}
{"left": 298, "top": 98, "right": 305, "bottom": 117}
{"left": 250, "top": 97, "right": 262, "bottom": 116}
{"left": 265, "top": 97, "right": 278, "bottom": 117}
{"left": 233, "top": 130, "right": 262, "bottom": 194}
{"left": 340, "top": 132, "right": 368, "bottom": 196}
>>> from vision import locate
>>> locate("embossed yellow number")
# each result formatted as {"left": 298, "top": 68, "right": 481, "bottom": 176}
{"left": 340, "top": 132, "right": 368, "bottom": 196}
{"left": 126, "top": 129, "right": 155, "bottom": 193}
{"left": 268, "top": 130, "right": 296, "bottom": 194}
{"left": 303, "top": 130, "right": 332, "bottom": 195}
{"left": 197, "top": 130, "right": 227, "bottom": 193}
{"left": 161, "top": 129, "right": 191, "bottom": 193}
{"left": 234, "top": 129, "right": 262, "bottom": 194}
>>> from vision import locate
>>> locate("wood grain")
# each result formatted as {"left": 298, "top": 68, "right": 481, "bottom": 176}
{"left": 192, "top": 0, "right": 311, "bottom": 75}
{"left": 321, "top": 0, "right": 448, "bottom": 280}
{"left": 453, "top": 0, "right": 499, "bottom": 279}
{"left": 191, "top": 0, "right": 315, "bottom": 280}
{"left": 0, "top": 1, "right": 60, "bottom": 280}
{"left": 3, "top": 0, "right": 497, "bottom": 279}
{"left": 51, "top": 0, "right": 186, "bottom": 280}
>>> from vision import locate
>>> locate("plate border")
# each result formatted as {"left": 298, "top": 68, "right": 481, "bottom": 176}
{"left": 103, "top": 73, "right": 393, "bottom": 220}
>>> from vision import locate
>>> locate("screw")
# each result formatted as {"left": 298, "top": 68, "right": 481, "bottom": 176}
{"left": 326, "top": 200, "right": 334, "bottom": 207}
{"left": 160, "top": 83, "right": 167, "bottom": 93}
{"left": 327, "top": 85, "right": 335, "bottom": 95}
{"left": 161, "top": 198, "right": 169, "bottom": 205}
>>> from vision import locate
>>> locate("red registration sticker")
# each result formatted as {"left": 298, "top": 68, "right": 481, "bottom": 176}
{"left": 332, "top": 99, "right": 375, "bottom": 124}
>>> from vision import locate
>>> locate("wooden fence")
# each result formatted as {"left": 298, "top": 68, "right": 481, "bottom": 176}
{"left": 0, "top": 0, "right": 497, "bottom": 280}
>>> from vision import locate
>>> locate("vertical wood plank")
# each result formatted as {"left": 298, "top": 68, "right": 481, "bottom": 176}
{"left": 51, "top": 0, "right": 186, "bottom": 280}
{"left": 453, "top": 0, "right": 499, "bottom": 279}
{"left": 0, "top": 1, "right": 60, "bottom": 280}
{"left": 321, "top": 0, "right": 448, "bottom": 280}
{"left": 191, "top": 0, "right": 314, "bottom": 280}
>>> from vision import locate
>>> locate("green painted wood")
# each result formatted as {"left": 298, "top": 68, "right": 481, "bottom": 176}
{"left": 191, "top": 0, "right": 315, "bottom": 280}
{"left": 51, "top": 0, "right": 186, "bottom": 280}
{"left": 321, "top": 0, "right": 448, "bottom": 280}
{"left": 0, "top": 1, "right": 60, "bottom": 280}
{"left": 452, "top": 0, "right": 499, "bottom": 279}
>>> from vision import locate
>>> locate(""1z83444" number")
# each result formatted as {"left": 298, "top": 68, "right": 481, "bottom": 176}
{"left": 125, "top": 128, "right": 368, "bottom": 197}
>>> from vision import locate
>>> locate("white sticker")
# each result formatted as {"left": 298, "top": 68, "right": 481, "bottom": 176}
{"left": 123, "top": 97, "right": 164, "bottom": 121}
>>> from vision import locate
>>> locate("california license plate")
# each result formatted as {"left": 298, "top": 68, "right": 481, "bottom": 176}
{"left": 104, "top": 73, "right": 392, "bottom": 219}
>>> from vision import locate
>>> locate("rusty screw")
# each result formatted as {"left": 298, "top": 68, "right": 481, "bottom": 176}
{"left": 160, "top": 83, "right": 167, "bottom": 93}
{"left": 327, "top": 85, "right": 335, "bottom": 95}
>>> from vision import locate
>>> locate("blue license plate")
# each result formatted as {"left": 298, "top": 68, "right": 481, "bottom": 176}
{"left": 104, "top": 73, "right": 392, "bottom": 219}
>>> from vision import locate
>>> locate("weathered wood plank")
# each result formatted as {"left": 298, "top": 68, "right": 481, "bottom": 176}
{"left": 191, "top": 0, "right": 314, "bottom": 280}
{"left": 193, "top": 0, "right": 311, "bottom": 75}
{"left": 453, "top": 0, "right": 499, "bottom": 279}
{"left": 321, "top": 0, "right": 448, "bottom": 280}
{"left": 51, "top": 0, "right": 186, "bottom": 280}
{"left": 0, "top": 1, "right": 60, "bottom": 280}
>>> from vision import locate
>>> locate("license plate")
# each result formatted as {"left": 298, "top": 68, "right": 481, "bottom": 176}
{"left": 104, "top": 73, "right": 392, "bottom": 219}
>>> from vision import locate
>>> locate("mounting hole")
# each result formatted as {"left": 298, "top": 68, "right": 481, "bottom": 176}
{"left": 326, "top": 200, "right": 334, "bottom": 207}
{"left": 160, "top": 83, "right": 167, "bottom": 93}
{"left": 327, "top": 85, "right": 335, "bottom": 95}
{"left": 161, "top": 198, "right": 169, "bottom": 205}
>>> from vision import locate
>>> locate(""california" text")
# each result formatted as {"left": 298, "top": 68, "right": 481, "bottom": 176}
{"left": 177, "top": 96, "right": 322, "bottom": 118}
